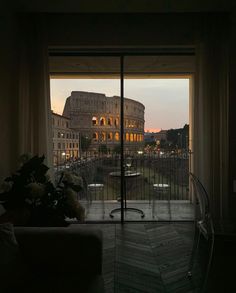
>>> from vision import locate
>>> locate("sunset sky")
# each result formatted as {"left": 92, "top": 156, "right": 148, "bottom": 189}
{"left": 50, "top": 79, "right": 189, "bottom": 131}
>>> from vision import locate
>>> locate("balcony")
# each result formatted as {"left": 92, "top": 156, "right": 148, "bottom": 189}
{"left": 54, "top": 150, "right": 194, "bottom": 222}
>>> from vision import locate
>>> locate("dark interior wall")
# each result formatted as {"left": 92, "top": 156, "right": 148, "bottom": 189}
{"left": 44, "top": 12, "right": 236, "bottom": 223}
{"left": 45, "top": 13, "right": 197, "bottom": 47}
{"left": 11, "top": 0, "right": 235, "bottom": 13}
{"left": 0, "top": 12, "right": 20, "bottom": 179}
{"left": 229, "top": 12, "right": 236, "bottom": 222}
{"left": 1, "top": 8, "right": 236, "bottom": 223}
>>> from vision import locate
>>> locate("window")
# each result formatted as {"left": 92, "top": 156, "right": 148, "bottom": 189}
{"left": 115, "top": 132, "right": 120, "bottom": 141}
{"left": 125, "top": 133, "right": 129, "bottom": 141}
{"left": 58, "top": 132, "right": 60, "bottom": 138}
{"left": 93, "top": 132, "right": 98, "bottom": 141}
{"left": 107, "top": 117, "right": 112, "bottom": 126}
{"left": 114, "top": 118, "right": 119, "bottom": 127}
{"left": 101, "top": 132, "right": 106, "bottom": 142}
{"left": 107, "top": 132, "right": 113, "bottom": 140}
{"left": 92, "top": 116, "right": 98, "bottom": 125}
{"left": 58, "top": 143, "right": 61, "bottom": 149}
{"left": 130, "top": 133, "right": 134, "bottom": 142}
{"left": 100, "top": 117, "right": 106, "bottom": 126}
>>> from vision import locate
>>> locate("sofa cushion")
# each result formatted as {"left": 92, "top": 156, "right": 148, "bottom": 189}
{"left": 23, "top": 274, "right": 104, "bottom": 293}
{"left": 14, "top": 226, "right": 103, "bottom": 276}
{"left": 0, "top": 223, "right": 30, "bottom": 293}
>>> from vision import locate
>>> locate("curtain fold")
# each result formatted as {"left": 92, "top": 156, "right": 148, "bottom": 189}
{"left": 18, "top": 15, "right": 53, "bottom": 168}
{"left": 193, "top": 14, "right": 229, "bottom": 221}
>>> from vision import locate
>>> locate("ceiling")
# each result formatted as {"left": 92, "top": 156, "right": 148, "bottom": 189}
{"left": 12, "top": 0, "right": 234, "bottom": 13}
{"left": 49, "top": 55, "right": 195, "bottom": 79}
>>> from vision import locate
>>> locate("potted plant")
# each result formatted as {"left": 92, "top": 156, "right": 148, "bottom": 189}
{"left": 0, "top": 154, "right": 85, "bottom": 226}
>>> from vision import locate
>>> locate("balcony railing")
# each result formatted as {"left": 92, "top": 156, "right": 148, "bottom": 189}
{"left": 53, "top": 150, "right": 192, "bottom": 221}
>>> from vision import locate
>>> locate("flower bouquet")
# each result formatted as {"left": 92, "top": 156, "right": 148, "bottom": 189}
{"left": 0, "top": 155, "right": 85, "bottom": 226}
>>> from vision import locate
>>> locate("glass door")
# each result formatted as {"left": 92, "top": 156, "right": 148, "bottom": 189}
{"left": 50, "top": 55, "right": 122, "bottom": 221}
{"left": 124, "top": 55, "right": 190, "bottom": 221}
{"left": 50, "top": 52, "right": 191, "bottom": 222}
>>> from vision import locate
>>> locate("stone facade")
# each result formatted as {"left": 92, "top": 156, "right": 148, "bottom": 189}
{"left": 52, "top": 112, "right": 80, "bottom": 164}
{"left": 63, "top": 91, "right": 145, "bottom": 153}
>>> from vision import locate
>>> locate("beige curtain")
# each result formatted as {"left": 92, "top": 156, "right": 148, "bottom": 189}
{"left": 18, "top": 15, "right": 53, "bottom": 168}
{"left": 193, "top": 14, "right": 229, "bottom": 221}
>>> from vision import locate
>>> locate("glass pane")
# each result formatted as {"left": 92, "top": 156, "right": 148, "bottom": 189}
{"left": 50, "top": 56, "right": 121, "bottom": 222}
{"left": 124, "top": 56, "right": 191, "bottom": 221}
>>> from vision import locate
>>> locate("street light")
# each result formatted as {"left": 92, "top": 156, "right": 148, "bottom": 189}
{"left": 61, "top": 152, "right": 66, "bottom": 166}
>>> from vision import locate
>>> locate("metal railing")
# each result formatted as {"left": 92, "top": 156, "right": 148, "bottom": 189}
{"left": 53, "top": 150, "right": 190, "bottom": 202}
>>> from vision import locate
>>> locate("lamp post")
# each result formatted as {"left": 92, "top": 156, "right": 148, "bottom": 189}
{"left": 62, "top": 152, "right": 66, "bottom": 167}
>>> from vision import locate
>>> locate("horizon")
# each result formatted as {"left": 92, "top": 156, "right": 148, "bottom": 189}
{"left": 50, "top": 78, "right": 189, "bottom": 130}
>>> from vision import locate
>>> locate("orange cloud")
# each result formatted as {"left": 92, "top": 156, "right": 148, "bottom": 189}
{"left": 145, "top": 128, "right": 161, "bottom": 133}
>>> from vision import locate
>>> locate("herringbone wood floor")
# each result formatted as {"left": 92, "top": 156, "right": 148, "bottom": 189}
{"left": 80, "top": 223, "right": 202, "bottom": 293}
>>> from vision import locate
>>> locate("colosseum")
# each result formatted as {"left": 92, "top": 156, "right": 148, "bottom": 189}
{"left": 63, "top": 91, "right": 145, "bottom": 154}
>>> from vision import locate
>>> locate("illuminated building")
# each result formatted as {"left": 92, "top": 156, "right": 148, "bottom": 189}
{"left": 63, "top": 91, "right": 145, "bottom": 153}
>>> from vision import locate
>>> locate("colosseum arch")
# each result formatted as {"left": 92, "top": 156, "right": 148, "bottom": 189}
{"left": 107, "top": 132, "right": 113, "bottom": 140}
{"left": 101, "top": 132, "right": 106, "bottom": 142}
{"left": 114, "top": 117, "right": 119, "bottom": 127}
{"left": 93, "top": 132, "right": 98, "bottom": 142}
{"left": 114, "top": 132, "right": 120, "bottom": 141}
{"left": 107, "top": 117, "right": 112, "bottom": 126}
{"left": 100, "top": 117, "right": 106, "bottom": 126}
{"left": 92, "top": 116, "right": 98, "bottom": 126}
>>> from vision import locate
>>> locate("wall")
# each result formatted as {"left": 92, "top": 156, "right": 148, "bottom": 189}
{"left": 0, "top": 12, "right": 20, "bottom": 180}
{"left": 42, "top": 12, "right": 235, "bottom": 223}
{"left": 229, "top": 12, "right": 236, "bottom": 222}
{"left": 1, "top": 6, "right": 236, "bottom": 223}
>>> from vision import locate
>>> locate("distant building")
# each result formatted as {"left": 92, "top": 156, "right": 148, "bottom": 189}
{"left": 63, "top": 91, "right": 145, "bottom": 154}
{"left": 144, "top": 130, "right": 167, "bottom": 144}
{"left": 52, "top": 112, "right": 80, "bottom": 165}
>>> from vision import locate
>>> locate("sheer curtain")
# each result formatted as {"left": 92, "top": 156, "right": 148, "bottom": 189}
{"left": 18, "top": 15, "right": 53, "bottom": 168}
{"left": 193, "top": 14, "right": 229, "bottom": 221}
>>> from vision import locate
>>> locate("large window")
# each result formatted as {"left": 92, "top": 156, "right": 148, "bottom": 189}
{"left": 50, "top": 54, "right": 190, "bottom": 223}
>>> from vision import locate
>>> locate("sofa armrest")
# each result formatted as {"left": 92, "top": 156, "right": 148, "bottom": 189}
{"left": 14, "top": 226, "right": 103, "bottom": 275}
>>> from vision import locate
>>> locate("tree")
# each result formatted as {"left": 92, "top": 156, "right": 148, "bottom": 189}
{"left": 98, "top": 144, "right": 108, "bottom": 154}
{"left": 80, "top": 135, "right": 91, "bottom": 153}
{"left": 113, "top": 145, "right": 121, "bottom": 154}
{"left": 166, "top": 124, "right": 189, "bottom": 149}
